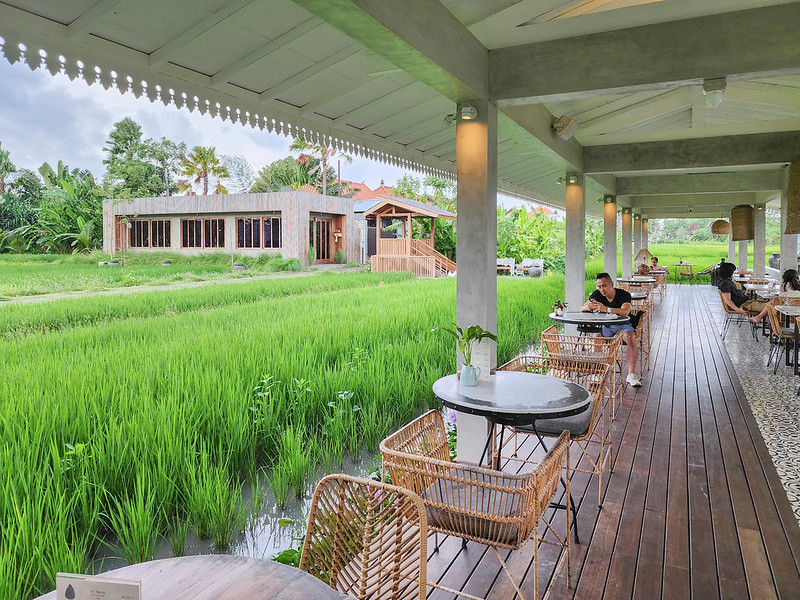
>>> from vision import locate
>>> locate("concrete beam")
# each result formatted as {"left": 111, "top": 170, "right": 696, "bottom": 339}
{"left": 490, "top": 3, "right": 800, "bottom": 104}
{"left": 292, "top": 0, "right": 488, "bottom": 101}
{"left": 499, "top": 105, "right": 583, "bottom": 171}
{"left": 616, "top": 170, "right": 786, "bottom": 195}
{"left": 629, "top": 192, "right": 759, "bottom": 210}
{"left": 584, "top": 131, "right": 800, "bottom": 174}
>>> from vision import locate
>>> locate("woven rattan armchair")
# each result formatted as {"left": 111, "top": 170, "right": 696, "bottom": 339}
{"left": 718, "top": 289, "right": 752, "bottom": 339}
{"left": 540, "top": 324, "right": 621, "bottom": 418}
{"left": 380, "top": 410, "right": 571, "bottom": 600}
{"left": 766, "top": 304, "right": 795, "bottom": 374}
{"left": 300, "top": 474, "right": 428, "bottom": 600}
{"left": 499, "top": 355, "right": 612, "bottom": 507}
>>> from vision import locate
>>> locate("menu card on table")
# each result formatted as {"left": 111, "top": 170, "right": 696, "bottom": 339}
{"left": 57, "top": 573, "right": 141, "bottom": 600}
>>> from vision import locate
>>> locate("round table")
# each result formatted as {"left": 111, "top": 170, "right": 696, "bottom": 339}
{"left": 37, "top": 556, "right": 353, "bottom": 600}
{"left": 433, "top": 370, "right": 591, "bottom": 426}
{"left": 549, "top": 311, "right": 630, "bottom": 326}
{"left": 617, "top": 277, "right": 656, "bottom": 284}
{"left": 630, "top": 292, "right": 648, "bottom": 300}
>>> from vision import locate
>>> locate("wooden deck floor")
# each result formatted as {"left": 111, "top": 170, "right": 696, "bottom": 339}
{"left": 427, "top": 284, "right": 800, "bottom": 599}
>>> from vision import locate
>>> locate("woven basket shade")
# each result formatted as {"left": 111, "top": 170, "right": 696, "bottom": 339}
{"left": 785, "top": 159, "right": 800, "bottom": 234}
{"left": 731, "top": 204, "right": 754, "bottom": 240}
{"left": 711, "top": 219, "right": 730, "bottom": 234}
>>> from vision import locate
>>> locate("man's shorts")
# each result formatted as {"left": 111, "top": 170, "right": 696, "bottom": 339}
{"left": 601, "top": 323, "right": 636, "bottom": 338}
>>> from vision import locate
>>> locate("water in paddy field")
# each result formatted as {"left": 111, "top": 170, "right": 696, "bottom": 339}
{"left": 87, "top": 452, "right": 380, "bottom": 573}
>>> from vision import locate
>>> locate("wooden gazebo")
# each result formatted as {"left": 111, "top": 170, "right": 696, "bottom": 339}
{"left": 363, "top": 196, "right": 456, "bottom": 278}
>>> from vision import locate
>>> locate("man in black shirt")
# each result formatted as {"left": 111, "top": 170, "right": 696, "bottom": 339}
{"left": 717, "top": 261, "right": 768, "bottom": 317}
{"left": 581, "top": 272, "right": 641, "bottom": 388}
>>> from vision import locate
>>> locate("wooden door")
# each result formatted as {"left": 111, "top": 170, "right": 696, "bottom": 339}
{"left": 309, "top": 218, "right": 333, "bottom": 263}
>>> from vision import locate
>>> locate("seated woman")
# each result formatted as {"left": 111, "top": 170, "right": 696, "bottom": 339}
{"left": 747, "top": 269, "right": 800, "bottom": 323}
{"left": 717, "top": 261, "right": 768, "bottom": 318}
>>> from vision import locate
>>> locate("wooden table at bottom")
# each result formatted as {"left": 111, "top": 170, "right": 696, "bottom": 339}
{"left": 36, "top": 556, "right": 354, "bottom": 600}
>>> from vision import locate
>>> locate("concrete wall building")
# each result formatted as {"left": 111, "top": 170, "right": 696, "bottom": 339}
{"left": 102, "top": 192, "right": 358, "bottom": 266}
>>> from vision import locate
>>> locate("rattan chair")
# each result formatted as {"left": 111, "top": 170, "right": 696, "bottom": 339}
{"left": 718, "top": 289, "right": 751, "bottom": 339}
{"left": 540, "top": 324, "right": 621, "bottom": 419}
{"left": 766, "top": 304, "right": 795, "bottom": 374}
{"left": 380, "top": 411, "right": 571, "bottom": 600}
{"left": 499, "top": 355, "right": 612, "bottom": 508}
{"left": 300, "top": 474, "right": 428, "bottom": 600}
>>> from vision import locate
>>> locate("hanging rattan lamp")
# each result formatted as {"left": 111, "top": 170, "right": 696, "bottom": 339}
{"left": 731, "top": 204, "right": 754, "bottom": 240}
{"left": 711, "top": 219, "right": 730, "bottom": 235}
{"left": 785, "top": 159, "right": 800, "bottom": 234}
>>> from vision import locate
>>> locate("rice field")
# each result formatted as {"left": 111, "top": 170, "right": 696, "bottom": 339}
{"left": 0, "top": 251, "right": 303, "bottom": 298}
{"left": 0, "top": 270, "right": 566, "bottom": 600}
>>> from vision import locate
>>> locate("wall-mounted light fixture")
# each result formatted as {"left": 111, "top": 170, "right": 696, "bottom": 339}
{"left": 557, "top": 174, "right": 578, "bottom": 185}
{"left": 603, "top": 195, "right": 615, "bottom": 204}
{"left": 702, "top": 78, "right": 726, "bottom": 107}
{"left": 634, "top": 214, "right": 640, "bottom": 220}
{"left": 460, "top": 105, "right": 478, "bottom": 120}
{"left": 621, "top": 207, "right": 631, "bottom": 214}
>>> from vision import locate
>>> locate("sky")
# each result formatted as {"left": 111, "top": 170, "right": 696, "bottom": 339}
{"left": 0, "top": 59, "right": 527, "bottom": 207}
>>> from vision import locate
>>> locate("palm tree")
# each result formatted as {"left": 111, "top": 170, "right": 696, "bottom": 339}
{"left": 0, "top": 142, "right": 16, "bottom": 195}
{"left": 179, "top": 146, "right": 229, "bottom": 195}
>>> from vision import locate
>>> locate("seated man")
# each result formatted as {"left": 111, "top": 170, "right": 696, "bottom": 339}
{"left": 581, "top": 272, "right": 642, "bottom": 388}
{"left": 717, "top": 261, "right": 767, "bottom": 318}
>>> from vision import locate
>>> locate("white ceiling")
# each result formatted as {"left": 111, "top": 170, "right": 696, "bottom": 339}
{"left": 0, "top": 0, "right": 797, "bottom": 216}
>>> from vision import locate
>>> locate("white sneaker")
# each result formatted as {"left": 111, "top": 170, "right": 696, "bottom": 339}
{"left": 626, "top": 373, "right": 642, "bottom": 388}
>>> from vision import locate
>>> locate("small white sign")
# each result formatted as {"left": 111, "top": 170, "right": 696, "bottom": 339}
{"left": 56, "top": 573, "right": 141, "bottom": 600}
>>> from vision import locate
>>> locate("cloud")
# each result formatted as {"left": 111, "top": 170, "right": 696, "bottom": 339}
{"left": 0, "top": 59, "right": 526, "bottom": 207}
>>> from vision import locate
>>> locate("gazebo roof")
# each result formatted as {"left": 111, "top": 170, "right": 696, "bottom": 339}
{"left": 363, "top": 196, "right": 457, "bottom": 220}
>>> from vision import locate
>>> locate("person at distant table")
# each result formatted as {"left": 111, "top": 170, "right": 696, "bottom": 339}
{"left": 581, "top": 272, "right": 642, "bottom": 388}
{"left": 651, "top": 256, "right": 666, "bottom": 272}
{"left": 717, "top": 261, "right": 768, "bottom": 320}
{"left": 747, "top": 269, "right": 800, "bottom": 324}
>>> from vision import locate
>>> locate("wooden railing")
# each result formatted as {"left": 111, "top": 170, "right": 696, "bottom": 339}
{"left": 377, "top": 238, "right": 407, "bottom": 255}
{"left": 411, "top": 240, "right": 456, "bottom": 276}
{"left": 370, "top": 255, "right": 436, "bottom": 278}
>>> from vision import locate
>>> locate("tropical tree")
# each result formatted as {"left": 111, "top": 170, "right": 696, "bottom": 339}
{"left": 392, "top": 174, "right": 423, "bottom": 201}
{"left": 0, "top": 169, "right": 41, "bottom": 232}
{"left": 102, "top": 117, "right": 186, "bottom": 198}
{"left": 251, "top": 156, "right": 312, "bottom": 192}
{"left": 289, "top": 138, "right": 352, "bottom": 196}
{"left": 179, "top": 146, "right": 229, "bottom": 195}
{"left": 0, "top": 141, "right": 15, "bottom": 195}
{"left": 17, "top": 168, "right": 104, "bottom": 253}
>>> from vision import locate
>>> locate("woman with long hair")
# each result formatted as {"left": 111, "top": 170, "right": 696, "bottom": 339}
{"left": 747, "top": 269, "right": 800, "bottom": 323}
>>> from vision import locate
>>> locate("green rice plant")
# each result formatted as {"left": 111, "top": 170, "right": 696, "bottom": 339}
{"left": 167, "top": 517, "right": 189, "bottom": 557}
{"left": 184, "top": 445, "right": 244, "bottom": 548}
{"left": 268, "top": 468, "right": 290, "bottom": 509}
{"left": 276, "top": 426, "right": 311, "bottom": 498}
{"left": 0, "top": 271, "right": 411, "bottom": 340}
{"left": 104, "top": 473, "right": 161, "bottom": 565}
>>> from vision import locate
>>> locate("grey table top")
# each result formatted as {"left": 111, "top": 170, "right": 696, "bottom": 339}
{"left": 432, "top": 371, "right": 591, "bottom": 426}
{"left": 36, "top": 556, "right": 353, "bottom": 600}
{"left": 549, "top": 311, "right": 630, "bottom": 326}
{"left": 630, "top": 292, "right": 648, "bottom": 300}
{"left": 618, "top": 277, "right": 657, "bottom": 284}
{"left": 775, "top": 305, "right": 800, "bottom": 317}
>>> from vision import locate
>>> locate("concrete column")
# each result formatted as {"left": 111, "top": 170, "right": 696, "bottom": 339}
{"left": 642, "top": 219, "right": 649, "bottom": 249}
{"left": 738, "top": 240, "right": 748, "bottom": 270}
{"left": 754, "top": 205, "right": 766, "bottom": 277}
{"left": 455, "top": 100, "right": 497, "bottom": 463}
{"left": 781, "top": 189, "right": 798, "bottom": 273}
{"left": 728, "top": 230, "right": 735, "bottom": 262}
{"left": 565, "top": 174, "right": 586, "bottom": 314}
{"left": 621, "top": 208, "right": 633, "bottom": 279}
{"left": 603, "top": 196, "right": 617, "bottom": 278}
{"left": 633, "top": 214, "right": 642, "bottom": 259}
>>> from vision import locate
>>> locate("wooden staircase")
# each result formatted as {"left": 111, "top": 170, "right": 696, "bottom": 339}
{"left": 411, "top": 240, "right": 456, "bottom": 277}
